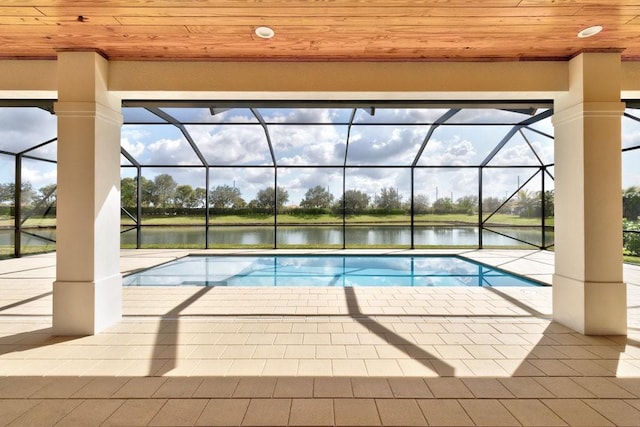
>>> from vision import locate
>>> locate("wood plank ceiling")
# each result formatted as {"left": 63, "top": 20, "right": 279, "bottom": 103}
{"left": 0, "top": 0, "right": 639, "bottom": 61}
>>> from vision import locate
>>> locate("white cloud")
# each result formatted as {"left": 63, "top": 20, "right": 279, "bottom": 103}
{"left": 415, "top": 169, "right": 478, "bottom": 201}
{"left": 529, "top": 139, "right": 554, "bottom": 164}
{"left": 260, "top": 108, "right": 338, "bottom": 124}
{"left": 146, "top": 138, "right": 200, "bottom": 165}
{"left": 278, "top": 154, "right": 309, "bottom": 166}
{"left": 347, "top": 126, "right": 426, "bottom": 164}
{"left": 481, "top": 168, "right": 542, "bottom": 200}
{"left": 121, "top": 138, "right": 145, "bottom": 159}
{"left": 355, "top": 108, "right": 449, "bottom": 124}
{"left": 0, "top": 108, "right": 57, "bottom": 154}
{"left": 277, "top": 168, "right": 343, "bottom": 204}
{"left": 623, "top": 150, "right": 640, "bottom": 188}
{"left": 187, "top": 125, "right": 271, "bottom": 165}
{"left": 491, "top": 141, "right": 538, "bottom": 166}
{"left": 421, "top": 137, "right": 476, "bottom": 166}
{"left": 121, "top": 127, "right": 148, "bottom": 159}
{"left": 623, "top": 128, "right": 640, "bottom": 149}
{"left": 21, "top": 164, "right": 57, "bottom": 187}
{"left": 197, "top": 108, "right": 257, "bottom": 124}
{"left": 270, "top": 124, "right": 347, "bottom": 164}
{"left": 344, "top": 168, "right": 412, "bottom": 198}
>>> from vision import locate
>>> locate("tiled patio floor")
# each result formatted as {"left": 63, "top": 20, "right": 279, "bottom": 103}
{"left": 1, "top": 249, "right": 639, "bottom": 426}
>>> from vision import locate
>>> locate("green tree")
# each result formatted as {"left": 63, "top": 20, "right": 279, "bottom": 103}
{"left": 194, "top": 187, "right": 207, "bottom": 208}
{"left": 336, "top": 189, "right": 370, "bottom": 213}
{"left": 413, "top": 194, "right": 430, "bottom": 214}
{"left": 623, "top": 186, "right": 640, "bottom": 221}
{"left": 35, "top": 184, "right": 57, "bottom": 207}
{"left": 0, "top": 182, "right": 15, "bottom": 205}
{"left": 455, "top": 195, "right": 477, "bottom": 215}
{"left": 152, "top": 174, "right": 178, "bottom": 208}
{"left": 19, "top": 182, "right": 35, "bottom": 207}
{"left": 121, "top": 177, "right": 137, "bottom": 208}
{"left": 300, "top": 185, "right": 334, "bottom": 209}
{"left": 514, "top": 189, "right": 540, "bottom": 218}
{"left": 431, "top": 197, "right": 454, "bottom": 214}
{"left": 210, "top": 184, "right": 245, "bottom": 209}
{"left": 482, "top": 196, "right": 504, "bottom": 214}
{"left": 252, "top": 186, "right": 289, "bottom": 210}
{"left": 141, "top": 176, "right": 155, "bottom": 207}
{"left": 174, "top": 185, "right": 197, "bottom": 208}
{"left": 623, "top": 219, "right": 640, "bottom": 256}
{"left": 541, "top": 190, "right": 554, "bottom": 218}
{"left": 374, "top": 187, "right": 402, "bottom": 210}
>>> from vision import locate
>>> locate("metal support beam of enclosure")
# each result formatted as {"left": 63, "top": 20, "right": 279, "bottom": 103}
{"left": 3, "top": 103, "right": 561, "bottom": 256}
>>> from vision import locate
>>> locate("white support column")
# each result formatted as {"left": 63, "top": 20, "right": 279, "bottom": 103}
{"left": 53, "top": 51, "right": 122, "bottom": 335}
{"left": 553, "top": 52, "right": 627, "bottom": 335}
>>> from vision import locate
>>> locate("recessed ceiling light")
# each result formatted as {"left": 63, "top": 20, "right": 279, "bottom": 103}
{"left": 578, "top": 25, "right": 603, "bottom": 38}
{"left": 255, "top": 26, "right": 275, "bottom": 39}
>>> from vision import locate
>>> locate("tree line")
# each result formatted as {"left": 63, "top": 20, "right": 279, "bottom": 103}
{"left": 118, "top": 173, "right": 554, "bottom": 217}
{"left": 0, "top": 182, "right": 56, "bottom": 213}
{"left": 623, "top": 186, "right": 640, "bottom": 256}
{"left": 121, "top": 174, "right": 436, "bottom": 213}
{"left": 0, "top": 173, "right": 556, "bottom": 218}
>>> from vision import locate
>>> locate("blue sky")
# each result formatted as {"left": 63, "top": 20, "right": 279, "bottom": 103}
{"left": 1, "top": 106, "right": 639, "bottom": 205}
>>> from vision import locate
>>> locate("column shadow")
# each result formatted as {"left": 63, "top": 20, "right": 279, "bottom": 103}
{"left": 148, "top": 287, "right": 212, "bottom": 376}
{"left": 0, "top": 291, "right": 52, "bottom": 313}
{"left": 343, "top": 286, "right": 455, "bottom": 376}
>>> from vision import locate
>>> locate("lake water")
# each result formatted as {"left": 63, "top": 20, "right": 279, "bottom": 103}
{"left": 120, "top": 225, "right": 553, "bottom": 248}
{"left": 1, "top": 225, "right": 553, "bottom": 250}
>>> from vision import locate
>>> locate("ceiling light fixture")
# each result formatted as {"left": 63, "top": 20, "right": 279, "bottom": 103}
{"left": 255, "top": 26, "right": 275, "bottom": 39}
{"left": 578, "top": 25, "right": 603, "bottom": 38}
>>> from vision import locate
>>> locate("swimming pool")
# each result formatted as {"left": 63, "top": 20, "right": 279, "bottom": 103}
{"left": 123, "top": 255, "right": 541, "bottom": 287}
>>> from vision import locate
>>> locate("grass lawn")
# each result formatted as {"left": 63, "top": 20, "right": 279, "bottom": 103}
{"left": 624, "top": 254, "right": 640, "bottom": 266}
{"left": 3, "top": 212, "right": 553, "bottom": 227}
{"left": 0, "top": 216, "right": 56, "bottom": 227}
{"left": 137, "top": 213, "right": 553, "bottom": 227}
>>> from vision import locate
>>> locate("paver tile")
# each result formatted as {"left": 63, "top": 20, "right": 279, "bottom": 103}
{"left": 376, "top": 399, "right": 427, "bottom": 426}
{"left": 501, "top": 399, "right": 567, "bottom": 426}
{"left": 148, "top": 399, "right": 208, "bottom": 426}
{"left": 498, "top": 377, "right": 555, "bottom": 398}
{"left": 461, "top": 378, "right": 514, "bottom": 398}
{"left": 196, "top": 399, "right": 250, "bottom": 427}
{"left": 535, "top": 377, "right": 595, "bottom": 398}
{"left": 542, "top": 399, "right": 614, "bottom": 426}
{"left": 417, "top": 399, "right": 474, "bottom": 426}
{"left": 583, "top": 399, "right": 640, "bottom": 426}
{"left": 428, "top": 378, "right": 475, "bottom": 398}
{"left": 103, "top": 399, "right": 167, "bottom": 427}
{"left": 8, "top": 399, "right": 84, "bottom": 427}
{"left": 388, "top": 377, "right": 433, "bottom": 398}
{"left": 273, "top": 377, "right": 314, "bottom": 398}
{"left": 56, "top": 399, "right": 125, "bottom": 427}
{"left": 289, "top": 399, "right": 334, "bottom": 426}
{"left": 193, "top": 377, "right": 239, "bottom": 398}
{"left": 459, "top": 399, "right": 520, "bottom": 426}
{"left": 352, "top": 378, "right": 393, "bottom": 398}
{"left": 334, "top": 398, "right": 381, "bottom": 426}
{"left": 241, "top": 398, "right": 291, "bottom": 427}
{"left": 233, "top": 378, "right": 276, "bottom": 398}
{"left": 314, "top": 377, "right": 353, "bottom": 398}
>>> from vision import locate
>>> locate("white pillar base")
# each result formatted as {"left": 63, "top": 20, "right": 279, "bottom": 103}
{"left": 53, "top": 274, "right": 122, "bottom": 336}
{"left": 553, "top": 274, "right": 627, "bottom": 335}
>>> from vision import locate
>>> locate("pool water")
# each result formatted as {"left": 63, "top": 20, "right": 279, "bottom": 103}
{"left": 123, "top": 255, "right": 541, "bottom": 287}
